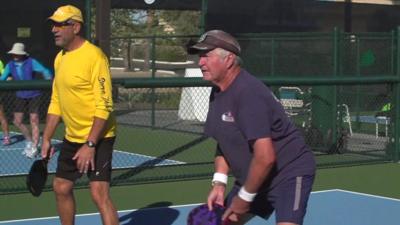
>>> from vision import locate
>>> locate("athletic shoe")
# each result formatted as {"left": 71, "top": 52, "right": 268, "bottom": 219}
{"left": 2, "top": 136, "right": 10, "bottom": 145}
{"left": 26, "top": 145, "right": 38, "bottom": 159}
{"left": 22, "top": 141, "right": 33, "bottom": 156}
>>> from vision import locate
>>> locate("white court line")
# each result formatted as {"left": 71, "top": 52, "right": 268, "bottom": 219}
{"left": 0, "top": 133, "right": 186, "bottom": 177}
{"left": 0, "top": 148, "right": 26, "bottom": 151}
{"left": 308, "top": 189, "right": 339, "bottom": 194}
{"left": 310, "top": 189, "right": 400, "bottom": 201}
{"left": 0, "top": 189, "right": 340, "bottom": 224}
{"left": 1, "top": 131, "right": 185, "bottom": 164}
{"left": 0, "top": 131, "right": 62, "bottom": 152}
{"left": 0, "top": 150, "right": 185, "bottom": 177}
{"left": 334, "top": 188, "right": 400, "bottom": 202}
{"left": 113, "top": 150, "right": 186, "bottom": 166}
{"left": 1, "top": 189, "right": 399, "bottom": 224}
{"left": 0, "top": 202, "right": 204, "bottom": 224}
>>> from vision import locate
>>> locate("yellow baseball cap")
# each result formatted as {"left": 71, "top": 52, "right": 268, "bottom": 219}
{"left": 48, "top": 5, "right": 83, "bottom": 23}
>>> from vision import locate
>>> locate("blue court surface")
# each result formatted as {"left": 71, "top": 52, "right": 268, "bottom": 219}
{"left": 351, "top": 115, "right": 389, "bottom": 124}
{"left": 0, "top": 132, "right": 183, "bottom": 177}
{"left": 0, "top": 189, "right": 398, "bottom": 225}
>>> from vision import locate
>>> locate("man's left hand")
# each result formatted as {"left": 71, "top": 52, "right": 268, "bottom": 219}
{"left": 72, "top": 145, "right": 95, "bottom": 173}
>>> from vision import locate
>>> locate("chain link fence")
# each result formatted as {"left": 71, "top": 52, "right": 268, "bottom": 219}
{"left": 1, "top": 29, "right": 399, "bottom": 194}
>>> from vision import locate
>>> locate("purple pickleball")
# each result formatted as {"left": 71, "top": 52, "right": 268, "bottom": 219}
{"left": 187, "top": 203, "right": 229, "bottom": 225}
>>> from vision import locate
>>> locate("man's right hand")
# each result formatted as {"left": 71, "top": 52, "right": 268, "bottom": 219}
{"left": 207, "top": 184, "right": 226, "bottom": 211}
{"left": 41, "top": 140, "right": 54, "bottom": 159}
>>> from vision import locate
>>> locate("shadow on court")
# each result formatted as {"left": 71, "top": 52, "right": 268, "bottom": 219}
{"left": 6, "top": 134, "right": 25, "bottom": 146}
{"left": 119, "top": 202, "right": 179, "bottom": 225}
{"left": 111, "top": 135, "right": 208, "bottom": 184}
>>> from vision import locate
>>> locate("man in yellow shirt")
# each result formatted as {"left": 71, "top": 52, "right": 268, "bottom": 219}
{"left": 41, "top": 5, "right": 118, "bottom": 225}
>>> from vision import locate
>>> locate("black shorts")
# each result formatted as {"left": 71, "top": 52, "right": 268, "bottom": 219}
{"left": 14, "top": 96, "right": 41, "bottom": 113}
{"left": 226, "top": 175, "right": 314, "bottom": 225}
{"left": 55, "top": 137, "right": 115, "bottom": 182}
{"left": 0, "top": 91, "right": 11, "bottom": 105}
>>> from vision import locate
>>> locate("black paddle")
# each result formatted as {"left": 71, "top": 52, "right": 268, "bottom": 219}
{"left": 26, "top": 148, "right": 50, "bottom": 197}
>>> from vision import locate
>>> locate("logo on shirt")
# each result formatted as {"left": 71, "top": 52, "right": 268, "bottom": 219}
{"left": 221, "top": 111, "right": 235, "bottom": 122}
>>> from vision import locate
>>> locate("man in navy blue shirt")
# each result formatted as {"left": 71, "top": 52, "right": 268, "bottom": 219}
{"left": 188, "top": 30, "right": 316, "bottom": 225}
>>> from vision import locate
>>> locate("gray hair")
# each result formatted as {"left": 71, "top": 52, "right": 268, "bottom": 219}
{"left": 215, "top": 48, "right": 242, "bottom": 66}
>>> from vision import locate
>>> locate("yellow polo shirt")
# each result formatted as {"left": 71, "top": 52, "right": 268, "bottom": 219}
{"left": 48, "top": 41, "right": 116, "bottom": 143}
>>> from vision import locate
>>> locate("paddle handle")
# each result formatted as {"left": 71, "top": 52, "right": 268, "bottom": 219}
{"left": 42, "top": 145, "right": 52, "bottom": 163}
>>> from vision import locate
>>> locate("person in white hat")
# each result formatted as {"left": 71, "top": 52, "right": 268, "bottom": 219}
{"left": 0, "top": 42, "right": 53, "bottom": 158}
{"left": 42, "top": 4, "right": 118, "bottom": 225}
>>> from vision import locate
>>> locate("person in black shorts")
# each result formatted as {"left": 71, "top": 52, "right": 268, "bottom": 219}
{"left": 187, "top": 30, "right": 316, "bottom": 225}
{"left": 0, "top": 43, "right": 53, "bottom": 157}
{"left": 41, "top": 5, "right": 118, "bottom": 225}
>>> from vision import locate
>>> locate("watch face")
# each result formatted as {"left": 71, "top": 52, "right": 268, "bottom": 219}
{"left": 86, "top": 141, "right": 95, "bottom": 147}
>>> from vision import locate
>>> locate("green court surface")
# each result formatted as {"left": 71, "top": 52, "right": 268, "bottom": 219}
{"left": 0, "top": 162, "right": 399, "bottom": 221}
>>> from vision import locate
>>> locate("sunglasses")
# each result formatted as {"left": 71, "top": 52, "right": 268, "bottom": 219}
{"left": 51, "top": 21, "right": 75, "bottom": 28}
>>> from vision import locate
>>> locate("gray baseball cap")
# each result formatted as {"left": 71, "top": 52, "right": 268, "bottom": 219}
{"left": 188, "top": 30, "right": 241, "bottom": 55}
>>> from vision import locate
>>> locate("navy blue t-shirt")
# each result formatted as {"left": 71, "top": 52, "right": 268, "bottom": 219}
{"left": 204, "top": 69, "right": 315, "bottom": 189}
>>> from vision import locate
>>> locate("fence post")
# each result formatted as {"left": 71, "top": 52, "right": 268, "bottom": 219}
{"left": 151, "top": 36, "right": 156, "bottom": 128}
{"left": 393, "top": 27, "right": 400, "bottom": 162}
{"left": 85, "top": 0, "right": 92, "bottom": 41}
{"left": 200, "top": 0, "right": 208, "bottom": 33}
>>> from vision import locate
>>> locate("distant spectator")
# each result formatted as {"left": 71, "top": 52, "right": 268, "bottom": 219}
{"left": 0, "top": 59, "right": 10, "bottom": 145}
{"left": 0, "top": 43, "right": 53, "bottom": 158}
{"left": 0, "top": 59, "right": 4, "bottom": 74}
{"left": 376, "top": 102, "right": 391, "bottom": 118}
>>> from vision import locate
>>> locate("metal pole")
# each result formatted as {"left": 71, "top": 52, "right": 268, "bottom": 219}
{"left": 200, "top": 0, "right": 208, "bottom": 33}
{"left": 393, "top": 26, "right": 400, "bottom": 162}
{"left": 355, "top": 33, "right": 361, "bottom": 131}
{"left": 332, "top": 27, "right": 339, "bottom": 150}
{"left": 151, "top": 36, "right": 156, "bottom": 128}
{"left": 85, "top": 0, "right": 92, "bottom": 41}
{"left": 271, "top": 39, "right": 275, "bottom": 76}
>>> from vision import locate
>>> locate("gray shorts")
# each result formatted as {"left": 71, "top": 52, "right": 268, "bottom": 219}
{"left": 56, "top": 137, "right": 115, "bottom": 182}
{"left": 226, "top": 174, "right": 314, "bottom": 225}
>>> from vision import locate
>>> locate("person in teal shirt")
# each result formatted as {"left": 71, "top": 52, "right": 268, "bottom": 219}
{"left": 0, "top": 59, "right": 10, "bottom": 146}
{"left": 376, "top": 102, "right": 392, "bottom": 118}
{"left": 0, "top": 43, "right": 53, "bottom": 158}
{"left": 0, "top": 59, "right": 4, "bottom": 74}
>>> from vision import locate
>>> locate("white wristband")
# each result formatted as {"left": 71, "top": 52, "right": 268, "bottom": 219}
{"left": 212, "top": 172, "right": 228, "bottom": 185}
{"left": 238, "top": 186, "right": 257, "bottom": 202}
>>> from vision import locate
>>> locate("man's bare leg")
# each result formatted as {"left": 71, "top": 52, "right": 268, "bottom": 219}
{"left": 53, "top": 177, "right": 76, "bottom": 225}
{"left": 90, "top": 181, "right": 119, "bottom": 225}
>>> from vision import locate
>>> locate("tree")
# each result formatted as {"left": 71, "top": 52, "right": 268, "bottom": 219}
{"left": 108, "top": 9, "right": 200, "bottom": 70}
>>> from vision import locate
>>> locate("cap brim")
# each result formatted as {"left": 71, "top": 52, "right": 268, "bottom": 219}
{"left": 47, "top": 14, "right": 84, "bottom": 23}
{"left": 48, "top": 15, "right": 68, "bottom": 23}
{"left": 187, "top": 43, "right": 216, "bottom": 55}
{"left": 8, "top": 51, "right": 27, "bottom": 55}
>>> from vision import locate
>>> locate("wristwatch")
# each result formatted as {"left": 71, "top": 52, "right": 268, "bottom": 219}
{"left": 85, "top": 140, "right": 96, "bottom": 148}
